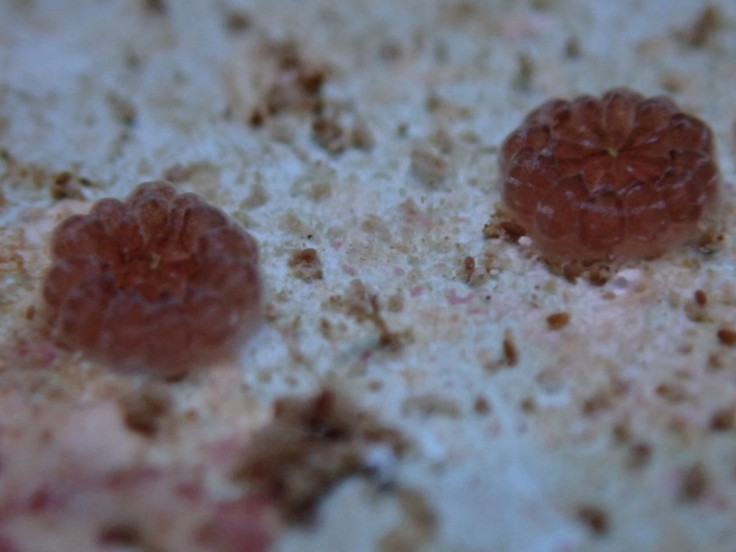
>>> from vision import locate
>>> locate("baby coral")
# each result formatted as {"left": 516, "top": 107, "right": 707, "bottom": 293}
{"left": 500, "top": 88, "right": 720, "bottom": 262}
{"left": 43, "top": 181, "right": 261, "bottom": 375}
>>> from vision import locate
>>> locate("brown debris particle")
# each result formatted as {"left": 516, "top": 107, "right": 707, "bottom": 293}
{"left": 462, "top": 256, "right": 475, "bottom": 283}
{"left": 520, "top": 397, "right": 537, "bottom": 414}
{"left": 312, "top": 115, "right": 346, "bottom": 155}
{"left": 319, "top": 318, "right": 333, "bottom": 340}
{"left": 612, "top": 421, "right": 630, "bottom": 444}
{"left": 678, "top": 5, "right": 722, "bottom": 48}
{"left": 564, "top": 36, "right": 582, "bottom": 58}
{"left": 142, "top": 0, "right": 166, "bottom": 15}
{"left": 585, "top": 264, "right": 613, "bottom": 286}
{"left": 678, "top": 462, "right": 709, "bottom": 502}
{"left": 288, "top": 248, "right": 324, "bottom": 281}
{"left": 50, "top": 172, "right": 91, "bottom": 201}
{"left": 693, "top": 289, "right": 707, "bottom": 306}
{"left": 626, "top": 442, "right": 652, "bottom": 470}
{"left": 542, "top": 258, "right": 614, "bottom": 286}
{"left": 107, "top": 93, "right": 137, "bottom": 127}
{"left": 311, "top": 107, "right": 374, "bottom": 155}
{"left": 231, "top": 389, "right": 408, "bottom": 522}
{"left": 513, "top": 53, "right": 535, "bottom": 91}
{"left": 575, "top": 504, "right": 609, "bottom": 536}
{"left": 328, "top": 281, "right": 412, "bottom": 351}
{"left": 546, "top": 312, "right": 570, "bottom": 330}
{"left": 119, "top": 384, "right": 172, "bottom": 436}
{"left": 499, "top": 220, "right": 527, "bottom": 241}
{"left": 410, "top": 148, "right": 449, "bottom": 188}
{"left": 367, "top": 295, "right": 412, "bottom": 351}
{"left": 483, "top": 219, "right": 526, "bottom": 242}
{"left": 709, "top": 406, "right": 735, "bottom": 431}
{"left": 224, "top": 10, "right": 252, "bottom": 33}
{"left": 248, "top": 109, "right": 265, "bottom": 127}
{"left": 256, "top": 41, "right": 327, "bottom": 121}
{"left": 717, "top": 327, "right": 736, "bottom": 346}
{"left": 474, "top": 396, "right": 491, "bottom": 415}
{"left": 707, "top": 352, "right": 724, "bottom": 371}
{"left": 654, "top": 382, "right": 688, "bottom": 403}
{"left": 502, "top": 329, "right": 518, "bottom": 367}
{"left": 582, "top": 392, "right": 613, "bottom": 417}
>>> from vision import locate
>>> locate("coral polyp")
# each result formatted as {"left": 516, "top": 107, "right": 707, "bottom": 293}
{"left": 500, "top": 88, "right": 721, "bottom": 262}
{"left": 42, "top": 181, "right": 261, "bottom": 375}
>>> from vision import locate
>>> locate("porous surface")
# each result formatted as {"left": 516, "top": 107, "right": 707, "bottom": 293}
{"left": 43, "top": 181, "right": 261, "bottom": 374}
{"left": 1, "top": 2, "right": 736, "bottom": 552}
{"left": 501, "top": 88, "right": 721, "bottom": 261}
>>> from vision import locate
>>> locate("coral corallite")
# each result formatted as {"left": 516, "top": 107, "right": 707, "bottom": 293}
{"left": 500, "top": 88, "right": 721, "bottom": 262}
{"left": 42, "top": 181, "right": 262, "bottom": 375}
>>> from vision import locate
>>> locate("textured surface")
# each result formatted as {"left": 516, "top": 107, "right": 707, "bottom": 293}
{"left": 501, "top": 88, "right": 721, "bottom": 261}
{"left": 43, "top": 181, "right": 261, "bottom": 374}
{"left": 1, "top": 1, "right": 736, "bottom": 552}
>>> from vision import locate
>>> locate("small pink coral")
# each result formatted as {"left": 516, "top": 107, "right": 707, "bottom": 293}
{"left": 42, "top": 181, "right": 261, "bottom": 375}
{"left": 500, "top": 88, "right": 721, "bottom": 261}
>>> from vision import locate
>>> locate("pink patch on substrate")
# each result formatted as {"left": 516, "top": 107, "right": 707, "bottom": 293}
{"left": 0, "top": 464, "right": 276, "bottom": 552}
{"left": 393, "top": 267, "right": 405, "bottom": 277}
{"left": 446, "top": 289, "right": 474, "bottom": 305}
{"left": 202, "top": 436, "right": 248, "bottom": 474}
{"left": 410, "top": 285, "right": 423, "bottom": 297}
{"left": 341, "top": 264, "right": 357, "bottom": 276}
{"left": 0, "top": 532, "right": 21, "bottom": 552}
{"left": 0, "top": 398, "right": 275, "bottom": 552}
{"left": 4, "top": 328, "right": 60, "bottom": 369}
{"left": 197, "top": 496, "right": 275, "bottom": 552}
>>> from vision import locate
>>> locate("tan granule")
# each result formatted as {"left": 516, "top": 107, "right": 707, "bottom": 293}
{"left": 709, "top": 406, "right": 735, "bottom": 431}
{"left": 717, "top": 327, "right": 736, "bottom": 346}
{"left": 379, "top": 487, "right": 436, "bottom": 552}
{"left": 575, "top": 504, "right": 609, "bottom": 536}
{"left": 288, "top": 248, "right": 324, "bottom": 281}
{"left": 502, "top": 329, "right": 518, "bottom": 367}
{"left": 474, "top": 396, "right": 491, "bottom": 415}
{"left": 119, "top": 384, "right": 172, "bottom": 436}
{"left": 546, "top": 312, "right": 571, "bottom": 330}
{"left": 678, "top": 462, "right": 710, "bottom": 502}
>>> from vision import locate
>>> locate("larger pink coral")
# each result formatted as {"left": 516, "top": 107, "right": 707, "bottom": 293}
{"left": 500, "top": 88, "right": 721, "bottom": 261}
{"left": 42, "top": 181, "right": 261, "bottom": 375}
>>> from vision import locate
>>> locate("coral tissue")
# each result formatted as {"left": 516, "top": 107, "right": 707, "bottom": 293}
{"left": 500, "top": 88, "right": 720, "bottom": 262}
{"left": 43, "top": 181, "right": 261, "bottom": 375}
